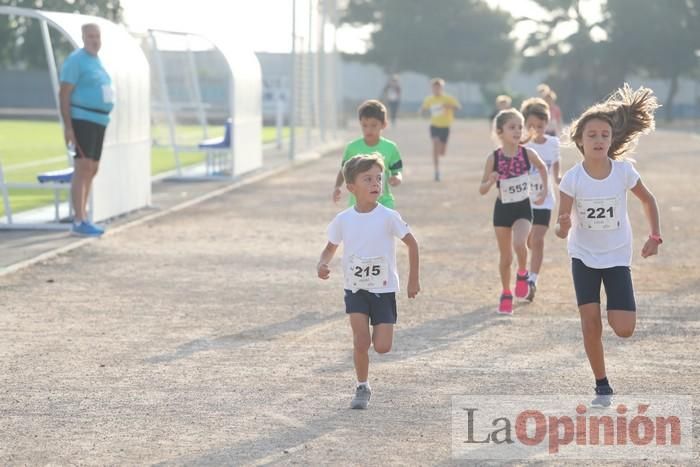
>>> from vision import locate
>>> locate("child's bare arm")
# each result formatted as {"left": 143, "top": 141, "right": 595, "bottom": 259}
{"left": 401, "top": 233, "right": 420, "bottom": 298}
{"left": 479, "top": 154, "right": 498, "bottom": 195}
{"left": 552, "top": 160, "right": 562, "bottom": 185}
{"left": 555, "top": 192, "right": 574, "bottom": 238}
{"left": 332, "top": 169, "right": 344, "bottom": 203}
{"left": 317, "top": 242, "right": 338, "bottom": 279}
{"left": 631, "top": 179, "right": 661, "bottom": 258}
{"left": 388, "top": 172, "right": 402, "bottom": 186}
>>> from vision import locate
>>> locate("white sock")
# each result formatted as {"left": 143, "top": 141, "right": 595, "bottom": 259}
{"left": 357, "top": 381, "right": 370, "bottom": 388}
{"left": 529, "top": 273, "right": 538, "bottom": 284}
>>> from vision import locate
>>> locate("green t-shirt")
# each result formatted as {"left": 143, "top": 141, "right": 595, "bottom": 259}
{"left": 342, "top": 137, "right": 403, "bottom": 208}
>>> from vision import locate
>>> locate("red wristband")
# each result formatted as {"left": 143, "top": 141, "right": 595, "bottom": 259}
{"left": 649, "top": 234, "right": 663, "bottom": 244}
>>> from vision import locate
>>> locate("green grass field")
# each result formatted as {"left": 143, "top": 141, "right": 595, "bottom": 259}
{"left": 0, "top": 120, "right": 289, "bottom": 217}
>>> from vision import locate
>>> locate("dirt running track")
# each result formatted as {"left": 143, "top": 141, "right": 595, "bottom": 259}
{"left": 1, "top": 119, "right": 698, "bottom": 465}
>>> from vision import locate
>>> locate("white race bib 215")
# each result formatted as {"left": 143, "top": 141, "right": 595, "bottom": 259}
{"left": 345, "top": 255, "right": 388, "bottom": 291}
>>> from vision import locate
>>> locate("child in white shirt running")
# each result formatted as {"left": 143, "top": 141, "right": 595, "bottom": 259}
{"left": 521, "top": 97, "right": 562, "bottom": 301}
{"left": 556, "top": 84, "right": 661, "bottom": 401}
{"left": 318, "top": 153, "right": 420, "bottom": 409}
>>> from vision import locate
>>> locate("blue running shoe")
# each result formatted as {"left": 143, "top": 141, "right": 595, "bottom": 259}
{"left": 71, "top": 221, "right": 103, "bottom": 237}
{"left": 85, "top": 221, "right": 105, "bottom": 234}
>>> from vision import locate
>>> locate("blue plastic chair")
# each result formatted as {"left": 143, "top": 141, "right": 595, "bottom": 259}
{"left": 198, "top": 119, "right": 232, "bottom": 175}
{"left": 198, "top": 118, "right": 232, "bottom": 149}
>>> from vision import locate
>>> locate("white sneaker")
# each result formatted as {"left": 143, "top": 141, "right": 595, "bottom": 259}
{"left": 350, "top": 385, "right": 371, "bottom": 409}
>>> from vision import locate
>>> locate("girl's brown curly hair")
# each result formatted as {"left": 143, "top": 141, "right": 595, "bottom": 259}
{"left": 569, "top": 84, "right": 660, "bottom": 160}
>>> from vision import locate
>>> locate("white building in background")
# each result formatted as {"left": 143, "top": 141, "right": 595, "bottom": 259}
{"left": 256, "top": 52, "right": 699, "bottom": 121}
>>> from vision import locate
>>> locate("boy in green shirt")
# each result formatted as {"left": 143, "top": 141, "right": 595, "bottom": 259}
{"left": 332, "top": 100, "right": 403, "bottom": 209}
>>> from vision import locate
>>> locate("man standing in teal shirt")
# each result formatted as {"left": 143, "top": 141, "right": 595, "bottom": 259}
{"left": 59, "top": 23, "right": 114, "bottom": 237}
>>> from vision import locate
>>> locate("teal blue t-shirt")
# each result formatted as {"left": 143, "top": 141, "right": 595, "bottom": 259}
{"left": 59, "top": 48, "right": 114, "bottom": 126}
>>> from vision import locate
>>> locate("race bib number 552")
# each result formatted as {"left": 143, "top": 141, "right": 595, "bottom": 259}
{"left": 345, "top": 255, "right": 388, "bottom": 290}
{"left": 577, "top": 197, "right": 619, "bottom": 230}
{"left": 499, "top": 174, "right": 529, "bottom": 204}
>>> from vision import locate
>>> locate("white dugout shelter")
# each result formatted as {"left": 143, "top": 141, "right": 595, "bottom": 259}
{"left": 146, "top": 29, "right": 263, "bottom": 177}
{"left": 0, "top": 6, "right": 150, "bottom": 224}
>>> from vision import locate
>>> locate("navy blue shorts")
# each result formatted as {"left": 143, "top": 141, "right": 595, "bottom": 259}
{"left": 430, "top": 125, "right": 450, "bottom": 143}
{"left": 344, "top": 289, "right": 397, "bottom": 325}
{"left": 571, "top": 258, "right": 636, "bottom": 311}
{"left": 532, "top": 208, "right": 552, "bottom": 227}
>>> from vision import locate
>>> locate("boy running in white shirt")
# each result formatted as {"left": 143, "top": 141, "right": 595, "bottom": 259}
{"left": 318, "top": 153, "right": 420, "bottom": 409}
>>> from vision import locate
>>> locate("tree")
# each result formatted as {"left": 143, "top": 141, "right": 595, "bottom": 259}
{"left": 517, "top": 0, "right": 621, "bottom": 118}
{"left": 0, "top": 0, "right": 123, "bottom": 70}
{"left": 606, "top": 0, "right": 700, "bottom": 121}
{"left": 341, "top": 0, "right": 514, "bottom": 94}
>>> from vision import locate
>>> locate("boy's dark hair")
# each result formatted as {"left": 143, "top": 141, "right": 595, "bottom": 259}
{"left": 520, "top": 97, "right": 550, "bottom": 122}
{"left": 569, "top": 83, "right": 659, "bottom": 160}
{"left": 343, "top": 153, "right": 385, "bottom": 184}
{"left": 358, "top": 99, "right": 387, "bottom": 123}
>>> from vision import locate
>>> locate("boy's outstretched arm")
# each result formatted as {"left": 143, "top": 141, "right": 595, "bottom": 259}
{"left": 317, "top": 242, "right": 338, "bottom": 279}
{"left": 332, "top": 170, "right": 345, "bottom": 203}
{"left": 401, "top": 233, "right": 420, "bottom": 298}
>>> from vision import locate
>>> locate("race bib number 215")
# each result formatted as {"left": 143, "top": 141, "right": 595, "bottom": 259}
{"left": 345, "top": 255, "right": 388, "bottom": 290}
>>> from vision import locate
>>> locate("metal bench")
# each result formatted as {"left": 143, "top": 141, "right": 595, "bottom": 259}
{"left": 0, "top": 159, "right": 74, "bottom": 229}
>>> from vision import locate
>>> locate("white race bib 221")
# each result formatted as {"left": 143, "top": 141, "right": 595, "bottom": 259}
{"left": 577, "top": 197, "right": 619, "bottom": 230}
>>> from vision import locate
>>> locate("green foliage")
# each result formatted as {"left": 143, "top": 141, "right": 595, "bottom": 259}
{"left": 518, "top": 0, "right": 615, "bottom": 117}
{"left": 341, "top": 0, "right": 515, "bottom": 86}
{"left": 606, "top": 0, "right": 700, "bottom": 120}
{"left": 519, "top": 0, "right": 700, "bottom": 120}
{"left": 0, "top": 0, "right": 123, "bottom": 70}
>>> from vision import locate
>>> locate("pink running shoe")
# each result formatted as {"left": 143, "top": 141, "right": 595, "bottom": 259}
{"left": 515, "top": 272, "right": 530, "bottom": 299}
{"left": 498, "top": 293, "right": 513, "bottom": 314}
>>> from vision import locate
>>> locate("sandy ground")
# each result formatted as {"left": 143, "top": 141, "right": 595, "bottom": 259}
{"left": 0, "top": 119, "right": 698, "bottom": 466}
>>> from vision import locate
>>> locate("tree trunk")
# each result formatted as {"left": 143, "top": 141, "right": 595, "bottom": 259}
{"left": 665, "top": 74, "right": 679, "bottom": 123}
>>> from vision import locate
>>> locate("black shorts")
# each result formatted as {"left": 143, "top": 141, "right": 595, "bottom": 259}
{"left": 532, "top": 208, "right": 552, "bottom": 227}
{"left": 430, "top": 125, "right": 450, "bottom": 143}
{"left": 493, "top": 198, "right": 533, "bottom": 228}
{"left": 73, "top": 119, "right": 106, "bottom": 161}
{"left": 344, "top": 289, "right": 397, "bottom": 325}
{"left": 571, "top": 258, "right": 636, "bottom": 311}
